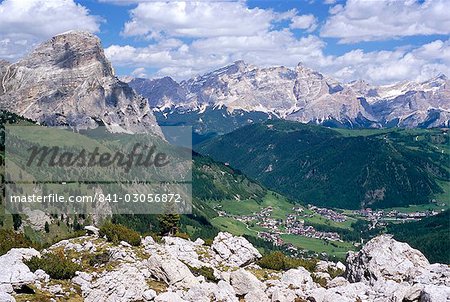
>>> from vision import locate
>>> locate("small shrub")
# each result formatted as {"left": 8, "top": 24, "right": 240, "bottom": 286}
{"left": 99, "top": 222, "right": 141, "bottom": 246}
{"left": 174, "top": 232, "right": 190, "bottom": 240}
{"left": 25, "top": 251, "right": 81, "bottom": 280}
{"left": 0, "top": 229, "right": 35, "bottom": 256}
{"left": 327, "top": 267, "right": 344, "bottom": 279}
{"left": 312, "top": 274, "right": 328, "bottom": 287}
{"left": 203, "top": 238, "right": 214, "bottom": 246}
{"left": 186, "top": 264, "right": 218, "bottom": 282}
{"left": 88, "top": 251, "right": 110, "bottom": 267}
{"left": 257, "top": 251, "right": 318, "bottom": 273}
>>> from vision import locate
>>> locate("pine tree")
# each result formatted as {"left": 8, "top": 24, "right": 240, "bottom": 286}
{"left": 157, "top": 214, "right": 180, "bottom": 236}
{"left": 44, "top": 221, "right": 50, "bottom": 233}
{"left": 12, "top": 214, "right": 22, "bottom": 231}
{"left": 157, "top": 197, "right": 181, "bottom": 236}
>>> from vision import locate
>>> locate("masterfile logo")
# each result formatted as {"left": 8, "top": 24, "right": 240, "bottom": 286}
{"left": 4, "top": 125, "right": 192, "bottom": 215}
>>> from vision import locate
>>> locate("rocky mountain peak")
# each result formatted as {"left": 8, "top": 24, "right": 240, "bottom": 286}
{"left": 22, "top": 31, "right": 113, "bottom": 76}
{"left": 0, "top": 31, "right": 162, "bottom": 136}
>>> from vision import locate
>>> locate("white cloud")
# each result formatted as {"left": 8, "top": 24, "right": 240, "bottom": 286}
{"left": 321, "top": 39, "right": 450, "bottom": 84}
{"left": 106, "top": 35, "right": 450, "bottom": 85}
{"left": 321, "top": 0, "right": 450, "bottom": 43}
{"left": 105, "top": 31, "right": 330, "bottom": 79}
{"left": 102, "top": 0, "right": 449, "bottom": 85}
{"left": 122, "top": 1, "right": 275, "bottom": 38}
{"left": 290, "top": 14, "right": 318, "bottom": 32}
{"left": 0, "top": 0, "right": 101, "bottom": 61}
{"left": 131, "top": 67, "right": 147, "bottom": 78}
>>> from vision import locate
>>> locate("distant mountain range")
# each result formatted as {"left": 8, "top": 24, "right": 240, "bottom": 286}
{"left": 126, "top": 61, "right": 450, "bottom": 135}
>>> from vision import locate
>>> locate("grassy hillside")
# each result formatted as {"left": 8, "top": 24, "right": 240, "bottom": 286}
{"left": 197, "top": 120, "right": 450, "bottom": 209}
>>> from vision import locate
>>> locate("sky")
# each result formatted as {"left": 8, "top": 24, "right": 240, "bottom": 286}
{"left": 0, "top": 0, "right": 449, "bottom": 85}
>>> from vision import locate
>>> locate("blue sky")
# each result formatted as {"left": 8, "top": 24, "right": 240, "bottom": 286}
{"left": 0, "top": 0, "right": 449, "bottom": 84}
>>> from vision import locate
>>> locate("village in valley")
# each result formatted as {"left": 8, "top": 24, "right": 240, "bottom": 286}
{"left": 214, "top": 204, "right": 347, "bottom": 247}
{"left": 211, "top": 198, "right": 444, "bottom": 254}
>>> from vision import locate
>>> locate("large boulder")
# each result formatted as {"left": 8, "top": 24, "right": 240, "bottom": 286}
{"left": 145, "top": 254, "right": 199, "bottom": 289}
{"left": 161, "top": 237, "right": 204, "bottom": 268}
{"left": 280, "top": 267, "right": 316, "bottom": 291}
{"left": 211, "top": 232, "right": 261, "bottom": 267}
{"left": 82, "top": 265, "right": 150, "bottom": 302}
{"left": 0, "top": 248, "right": 40, "bottom": 292}
{"left": 230, "top": 268, "right": 266, "bottom": 296}
{"left": 183, "top": 281, "right": 238, "bottom": 302}
{"left": 307, "top": 282, "right": 371, "bottom": 302}
{"left": 420, "top": 285, "right": 450, "bottom": 302}
{"left": 345, "top": 235, "right": 430, "bottom": 284}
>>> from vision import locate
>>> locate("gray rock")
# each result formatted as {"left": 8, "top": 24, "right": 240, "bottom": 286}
{"left": 345, "top": 235, "right": 430, "bottom": 285}
{"left": 0, "top": 248, "right": 40, "bottom": 291}
{"left": 184, "top": 281, "right": 238, "bottom": 302}
{"left": 307, "top": 282, "right": 371, "bottom": 302}
{"left": 0, "top": 292, "right": 15, "bottom": 302}
{"left": 403, "top": 284, "right": 423, "bottom": 301}
{"left": 22, "top": 208, "right": 52, "bottom": 231}
{"left": 142, "top": 236, "right": 156, "bottom": 248}
{"left": 84, "top": 226, "right": 100, "bottom": 236}
{"left": 412, "top": 264, "right": 450, "bottom": 286}
{"left": 145, "top": 254, "right": 199, "bottom": 289}
{"left": 133, "top": 61, "right": 450, "bottom": 129}
{"left": 326, "top": 276, "right": 349, "bottom": 288}
{"left": 280, "top": 267, "right": 316, "bottom": 291}
{"left": 269, "top": 286, "right": 297, "bottom": 302}
{"left": 143, "top": 289, "right": 157, "bottom": 301}
{"left": 230, "top": 268, "right": 266, "bottom": 296}
{"left": 82, "top": 264, "right": 150, "bottom": 302}
{"left": 48, "top": 284, "right": 63, "bottom": 295}
{"left": 108, "top": 246, "right": 136, "bottom": 262}
{"left": 245, "top": 289, "right": 270, "bottom": 302}
{"left": 120, "top": 241, "right": 132, "bottom": 248}
{"left": 161, "top": 237, "right": 203, "bottom": 268}
{"left": 211, "top": 232, "right": 261, "bottom": 267}
{"left": 155, "top": 292, "right": 188, "bottom": 302}
{"left": 420, "top": 285, "right": 450, "bottom": 302}
{"left": 34, "top": 269, "right": 50, "bottom": 283}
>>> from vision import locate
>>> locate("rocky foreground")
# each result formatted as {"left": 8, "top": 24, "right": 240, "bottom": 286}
{"left": 0, "top": 231, "right": 449, "bottom": 302}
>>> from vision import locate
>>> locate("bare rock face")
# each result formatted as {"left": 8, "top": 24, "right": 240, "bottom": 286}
{"left": 0, "top": 31, "right": 162, "bottom": 135}
{"left": 345, "top": 234, "right": 430, "bottom": 285}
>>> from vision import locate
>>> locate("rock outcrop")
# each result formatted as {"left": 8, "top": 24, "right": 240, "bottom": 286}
{"left": 0, "top": 31, "right": 162, "bottom": 136}
{"left": 211, "top": 232, "right": 262, "bottom": 267}
{"left": 345, "top": 234, "right": 430, "bottom": 284}
{"left": 1, "top": 233, "right": 449, "bottom": 302}
{"left": 0, "top": 248, "right": 40, "bottom": 293}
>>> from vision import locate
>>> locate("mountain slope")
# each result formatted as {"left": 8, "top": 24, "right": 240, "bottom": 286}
{"left": 196, "top": 120, "right": 450, "bottom": 209}
{"left": 388, "top": 210, "right": 450, "bottom": 264}
{"left": 0, "top": 31, "right": 161, "bottom": 135}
